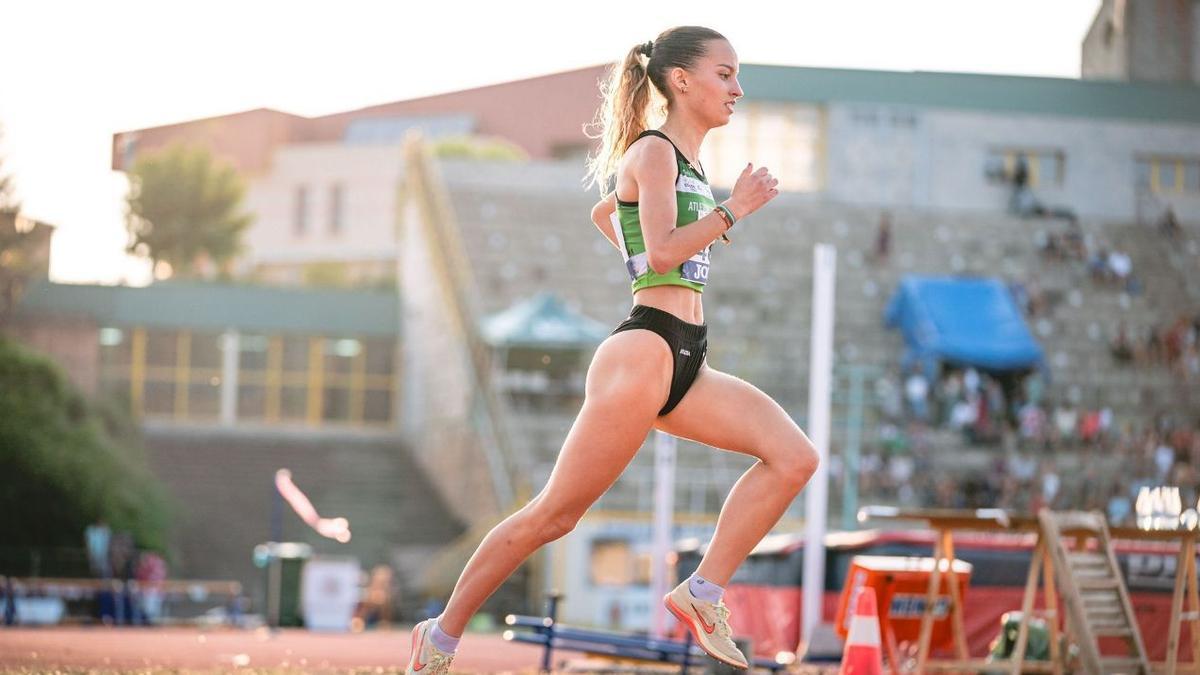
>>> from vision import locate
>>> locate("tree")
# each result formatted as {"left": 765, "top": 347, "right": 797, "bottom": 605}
{"left": 0, "top": 336, "right": 171, "bottom": 560}
{"left": 0, "top": 123, "right": 50, "bottom": 322}
{"left": 0, "top": 124, "right": 16, "bottom": 211}
{"left": 433, "top": 135, "right": 528, "bottom": 162}
{"left": 125, "top": 143, "right": 253, "bottom": 280}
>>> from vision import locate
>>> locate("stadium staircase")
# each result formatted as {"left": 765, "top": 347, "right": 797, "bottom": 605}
{"left": 141, "top": 425, "right": 464, "bottom": 618}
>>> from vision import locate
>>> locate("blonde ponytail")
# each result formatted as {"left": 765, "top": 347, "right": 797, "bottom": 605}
{"left": 583, "top": 44, "right": 654, "bottom": 197}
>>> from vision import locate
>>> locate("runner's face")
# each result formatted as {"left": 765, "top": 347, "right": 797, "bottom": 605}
{"left": 684, "top": 39, "right": 742, "bottom": 128}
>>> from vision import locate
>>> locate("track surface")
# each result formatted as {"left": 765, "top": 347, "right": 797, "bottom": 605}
{"left": 0, "top": 626, "right": 554, "bottom": 672}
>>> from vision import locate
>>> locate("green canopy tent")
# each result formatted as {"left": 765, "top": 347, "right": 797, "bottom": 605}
{"left": 481, "top": 293, "right": 609, "bottom": 401}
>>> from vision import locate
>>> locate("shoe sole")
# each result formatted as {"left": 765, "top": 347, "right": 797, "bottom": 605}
{"left": 407, "top": 620, "right": 424, "bottom": 673}
{"left": 664, "top": 594, "right": 749, "bottom": 670}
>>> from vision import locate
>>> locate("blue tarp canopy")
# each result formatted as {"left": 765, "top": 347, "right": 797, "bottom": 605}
{"left": 884, "top": 276, "right": 1044, "bottom": 372}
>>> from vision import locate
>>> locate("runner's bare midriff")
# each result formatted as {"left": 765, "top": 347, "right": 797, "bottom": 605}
{"left": 634, "top": 285, "right": 704, "bottom": 325}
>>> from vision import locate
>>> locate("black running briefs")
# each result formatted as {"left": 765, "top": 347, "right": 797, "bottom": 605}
{"left": 610, "top": 304, "right": 708, "bottom": 416}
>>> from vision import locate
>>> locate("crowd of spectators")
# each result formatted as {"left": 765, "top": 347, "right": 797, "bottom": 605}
{"left": 851, "top": 365, "right": 1200, "bottom": 527}
{"left": 1110, "top": 313, "right": 1200, "bottom": 381}
{"left": 1036, "top": 219, "right": 1142, "bottom": 295}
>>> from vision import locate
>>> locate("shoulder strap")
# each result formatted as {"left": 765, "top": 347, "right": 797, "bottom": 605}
{"left": 631, "top": 129, "right": 683, "bottom": 182}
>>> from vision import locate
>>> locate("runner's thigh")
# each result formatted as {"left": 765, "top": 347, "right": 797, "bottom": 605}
{"left": 654, "top": 366, "right": 816, "bottom": 468}
{"left": 534, "top": 329, "right": 674, "bottom": 514}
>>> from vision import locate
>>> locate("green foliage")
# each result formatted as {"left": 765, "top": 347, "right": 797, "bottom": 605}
{"left": 0, "top": 123, "right": 17, "bottom": 211}
{"left": 302, "top": 261, "right": 351, "bottom": 288}
{"left": 433, "top": 135, "right": 528, "bottom": 162}
{"left": 0, "top": 122, "right": 49, "bottom": 322}
{"left": 0, "top": 336, "right": 171, "bottom": 552}
{"left": 125, "top": 143, "right": 254, "bottom": 279}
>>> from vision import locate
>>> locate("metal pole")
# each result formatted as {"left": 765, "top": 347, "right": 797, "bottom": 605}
{"left": 540, "top": 592, "right": 561, "bottom": 674}
{"left": 802, "top": 244, "right": 837, "bottom": 647}
{"left": 842, "top": 366, "right": 865, "bottom": 530}
{"left": 219, "top": 329, "right": 239, "bottom": 426}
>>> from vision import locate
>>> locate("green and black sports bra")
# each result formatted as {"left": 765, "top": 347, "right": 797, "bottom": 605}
{"left": 611, "top": 129, "right": 717, "bottom": 293}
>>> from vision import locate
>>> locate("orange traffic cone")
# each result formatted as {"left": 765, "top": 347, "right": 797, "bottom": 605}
{"left": 839, "top": 587, "right": 883, "bottom": 675}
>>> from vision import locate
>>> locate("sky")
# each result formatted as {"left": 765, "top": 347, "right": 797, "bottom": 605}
{"left": 0, "top": 0, "right": 1101, "bottom": 285}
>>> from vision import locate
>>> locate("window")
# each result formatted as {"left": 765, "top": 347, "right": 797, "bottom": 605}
{"left": 1160, "top": 162, "right": 1177, "bottom": 189}
{"left": 294, "top": 185, "right": 309, "bottom": 236}
{"left": 590, "top": 539, "right": 634, "bottom": 586}
{"left": 329, "top": 184, "right": 344, "bottom": 235}
{"left": 1135, "top": 159, "right": 1152, "bottom": 189}
{"left": 588, "top": 539, "right": 653, "bottom": 586}
{"left": 1137, "top": 156, "right": 1200, "bottom": 194}
{"left": 986, "top": 148, "right": 1066, "bottom": 188}
{"left": 703, "top": 103, "right": 820, "bottom": 192}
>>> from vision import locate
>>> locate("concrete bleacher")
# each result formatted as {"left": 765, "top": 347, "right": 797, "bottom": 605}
{"left": 431, "top": 158, "right": 1198, "bottom": 513}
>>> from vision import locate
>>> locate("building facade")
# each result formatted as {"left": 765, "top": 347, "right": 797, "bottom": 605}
{"left": 114, "top": 60, "right": 1200, "bottom": 290}
{"left": 1082, "top": 0, "right": 1200, "bottom": 84}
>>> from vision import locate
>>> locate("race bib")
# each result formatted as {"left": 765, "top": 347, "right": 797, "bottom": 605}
{"left": 676, "top": 174, "right": 714, "bottom": 199}
{"left": 626, "top": 252, "right": 649, "bottom": 280}
{"left": 680, "top": 247, "right": 710, "bottom": 285}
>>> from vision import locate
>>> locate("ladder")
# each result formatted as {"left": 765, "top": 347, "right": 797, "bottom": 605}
{"left": 1037, "top": 509, "right": 1151, "bottom": 675}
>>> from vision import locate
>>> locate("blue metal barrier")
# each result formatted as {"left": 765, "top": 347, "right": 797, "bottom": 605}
{"left": 502, "top": 593, "right": 787, "bottom": 672}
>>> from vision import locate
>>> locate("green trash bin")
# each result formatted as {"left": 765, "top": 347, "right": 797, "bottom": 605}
{"left": 253, "top": 542, "right": 312, "bottom": 628}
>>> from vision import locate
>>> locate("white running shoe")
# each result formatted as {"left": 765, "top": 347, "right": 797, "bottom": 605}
{"left": 406, "top": 618, "right": 456, "bottom": 675}
{"left": 664, "top": 580, "right": 749, "bottom": 669}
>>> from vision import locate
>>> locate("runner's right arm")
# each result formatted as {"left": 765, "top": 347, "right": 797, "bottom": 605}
{"left": 590, "top": 194, "right": 621, "bottom": 251}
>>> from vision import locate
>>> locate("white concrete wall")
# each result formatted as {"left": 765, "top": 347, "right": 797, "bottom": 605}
{"left": 826, "top": 103, "right": 1200, "bottom": 222}
{"left": 242, "top": 143, "right": 406, "bottom": 270}
{"left": 825, "top": 104, "right": 926, "bottom": 209}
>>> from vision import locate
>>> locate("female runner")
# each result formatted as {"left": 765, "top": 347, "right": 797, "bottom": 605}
{"left": 406, "top": 26, "right": 818, "bottom": 673}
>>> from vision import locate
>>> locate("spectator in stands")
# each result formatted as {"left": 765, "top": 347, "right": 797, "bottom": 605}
{"left": 874, "top": 374, "right": 903, "bottom": 421}
{"left": 1079, "top": 408, "right": 1102, "bottom": 444}
{"left": 1107, "top": 248, "right": 1132, "bottom": 284}
{"left": 108, "top": 530, "right": 137, "bottom": 625}
{"left": 1145, "top": 325, "right": 1165, "bottom": 364}
{"left": 1008, "top": 279, "right": 1030, "bottom": 315}
{"left": 874, "top": 211, "right": 891, "bottom": 263}
{"left": 1165, "top": 314, "right": 1196, "bottom": 377}
{"left": 1042, "top": 460, "right": 1062, "bottom": 507}
{"left": 887, "top": 452, "right": 914, "bottom": 492}
{"left": 1026, "top": 277, "right": 1047, "bottom": 316}
{"left": 963, "top": 367, "right": 981, "bottom": 398}
{"left": 1023, "top": 371, "right": 1045, "bottom": 407}
{"left": 936, "top": 370, "right": 963, "bottom": 426}
{"left": 1107, "top": 481, "right": 1133, "bottom": 525}
{"left": 135, "top": 550, "right": 167, "bottom": 625}
{"left": 1089, "top": 246, "right": 1111, "bottom": 283}
{"left": 1038, "top": 231, "right": 1065, "bottom": 260}
{"left": 84, "top": 519, "right": 112, "bottom": 580}
{"left": 1160, "top": 204, "right": 1182, "bottom": 239}
{"left": 1111, "top": 322, "right": 1134, "bottom": 364}
{"left": 1010, "top": 155, "right": 1032, "bottom": 215}
{"left": 354, "top": 564, "right": 396, "bottom": 629}
{"left": 1053, "top": 401, "right": 1078, "bottom": 446}
{"left": 1017, "top": 400, "right": 1046, "bottom": 442}
{"left": 1154, "top": 437, "right": 1176, "bottom": 483}
{"left": 904, "top": 367, "right": 930, "bottom": 422}
{"left": 1063, "top": 219, "right": 1087, "bottom": 260}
